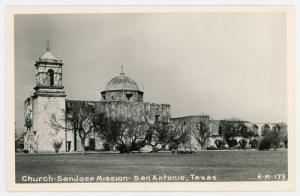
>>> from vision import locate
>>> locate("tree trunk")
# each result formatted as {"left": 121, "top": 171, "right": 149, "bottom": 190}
{"left": 81, "top": 140, "right": 86, "bottom": 155}
{"left": 74, "top": 129, "right": 77, "bottom": 151}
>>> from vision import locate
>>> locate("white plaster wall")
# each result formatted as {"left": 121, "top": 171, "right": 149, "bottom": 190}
{"left": 32, "top": 96, "right": 66, "bottom": 152}
{"left": 95, "top": 134, "right": 105, "bottom": 150}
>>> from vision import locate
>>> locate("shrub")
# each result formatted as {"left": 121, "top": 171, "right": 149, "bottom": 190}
{"left": 226, "top": 139, "right": 238, "bottom": 149}
{"left": 206, "top": 145, "right": 217, "bottom": 150}
{"left": 215, "top": 139, "right": 226, "bottom": 150}
{"left": 283, "top": 138, "right": 288, "bottom": 148}
{"left": 259, "top": 131, "right": 281, "bottom": 150}
{"left": 103, "top": 142, "right": 110, "bottom": 151}
{"left": 139, "top": 144, "right": 153, "bottom": 153}
{"left": 23, "top": 149, "right": 29, "bottom": 153}
{"left": 249, "top": 139, "right": 259, "bottom": 149}
{"left": 176, "top": 148, "right": 197, "bottom": 154}
{"left": 131, "top": 140, "right": 144, "bottom": 151}
{"left": 177, "top": 148, "right": 186, "bottom": 154}
{"left": 152, "top": 147, "right": 159, "bottom": 153}
{"left": 169, "top": 142, "right": 179, "bottom": 150}
{"left": 52, "top": 140, "right": 63, "bottom": 153}
{"left": 190, "top": 149, "right": 197, "bottom": 154}
{"left": 116, "top": 144, "right": 129, "bottom": 154}
{"left": 259, "top": 136, "right": 272, "bottom": 150}
{"left": 239, "top": 139, "right": 247, "bottom": 149}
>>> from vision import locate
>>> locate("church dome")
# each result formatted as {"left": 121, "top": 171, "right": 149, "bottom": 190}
{"left": 105, "top": 71, "right": 140, "bottom": 91}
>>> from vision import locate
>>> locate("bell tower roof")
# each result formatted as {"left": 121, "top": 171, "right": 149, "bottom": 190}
{"left": 36, "top": 41, "right": 62, "bottom": 64}
{"left": 33, "top": 42, "right": 66, "bottom": 97}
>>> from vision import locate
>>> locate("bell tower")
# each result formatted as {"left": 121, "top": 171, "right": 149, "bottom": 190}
{"left": 30, "top": 42, "right": 67, "bottom": 152}
{"left": 34, "top": 41, "right": 65, "bottom": 97}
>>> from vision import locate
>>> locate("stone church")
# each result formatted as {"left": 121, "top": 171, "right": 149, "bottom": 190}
{"left": 23, "top": 45, "right": 287, "bottom": 153}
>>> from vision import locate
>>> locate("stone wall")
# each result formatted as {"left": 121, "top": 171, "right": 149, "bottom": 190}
{"left": 65, "top": 100, "right": 171, "bottom": 151}
{"left": 171, "top": 115, "right": 210, "bottom": 150}
{"left": 95, "top": 101, "right": 171, "bottom": 124}
{"left": 171, "top": 116, "right": 288, "bottom": 150}
{"left": 35, "top": 65, "right": 62, "bottom": 87}
{"left": 101, "top": 90, "right": 143, "bottom": 102}
{"left": 24, "top": 97, "right": 33, "bottom": 151}
{"left": 31, "top": 96, "right": 66, "bottom": 152}
{"left": 25, "top": 94, "right": 287, "bottom": 152}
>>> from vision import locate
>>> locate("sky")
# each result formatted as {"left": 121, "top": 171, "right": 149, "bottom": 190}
{"left": 14, "top": 12, "right": 287, "bottom": 136}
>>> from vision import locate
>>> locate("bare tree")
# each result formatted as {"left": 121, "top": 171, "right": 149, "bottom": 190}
{"left": 219, "top": 119, "right": 249, "bottom": 149}
{"left": 96, "top": 117, "right": 151, "bottom": 153}
{"left": 219, "top": 120, "right": 238, "bottom": 148}
{"left": 133, "top": 120, "right": 189, "bottom": 152}
{"left": 194, "top": 120, "right": 210, "bottom": 150}
{"left": 150, "top": 121, "right": 190, "bottom": 150}
{"left": 97, "top": 117, "right": 187, "bottom": 153}
{"left": 51, "top": 101, "right": 100, "bottom": 155}
{"left": 150, "top": 121, "right": 171, "bottom": 149}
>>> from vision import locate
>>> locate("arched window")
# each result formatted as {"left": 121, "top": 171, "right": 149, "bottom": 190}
{"left": 126, "top": 93, "right": 133, "bottom": 101}
{"left": 240, "top": 124, "right": 248, "bottom": 136}
{"left": 48, "top": 69, "right": 54, "bottom": 86}
{"left": 252, "top": 124, "right": 259, "bottom": 136}
{"left": 273, "top": 124, "right": 280, "bottom": 132}
{"left": 261, "top": 124, "right": 270, "bottom": 136}
{"left": 217, "top": 124, "right": 223, "bottom": 136}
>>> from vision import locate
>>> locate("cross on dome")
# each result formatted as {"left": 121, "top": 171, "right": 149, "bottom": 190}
{"left": 46, "top": 41, "right": 50, "bottom": 51}
{"left": 120, "top": 66, "right": 125, "bottom": 75}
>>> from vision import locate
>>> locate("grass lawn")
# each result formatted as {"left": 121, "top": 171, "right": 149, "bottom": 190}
{"left": 15, "top": 150, "right": 288, "bottom": 183}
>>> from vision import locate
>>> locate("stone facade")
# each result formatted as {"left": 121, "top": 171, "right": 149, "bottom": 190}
{"left": 24, "top": 45, "right": 171, "bottom": 153}
{"left": 170, "top": 115, "right": 210, "bottom": 150}
{"left": 101, "top": 90, "right": 144, "bottom": 102}
{"left": 95, "top": 101, "right": 170, "bottom": 123}
{"left": 171, "top": 115, "right": 288, "bottom": 150}
{"left": 23, "top": 45, "right": 287, "bottom": 153}
{"left": 64, "top": 100, "right": 171, "bottom": 151}
{"left": 24, "top": 44, "right": 68, "bottom": 153}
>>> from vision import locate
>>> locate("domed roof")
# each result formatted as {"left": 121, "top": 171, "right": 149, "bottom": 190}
{"left": 40, "top": 50, "right": 58, "bottom": 61}
{"left": 38, "top": 41, "right": 61, "bottom": 63}
{"left": 105, "top": 69, "right": 140, "bottom": 91}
